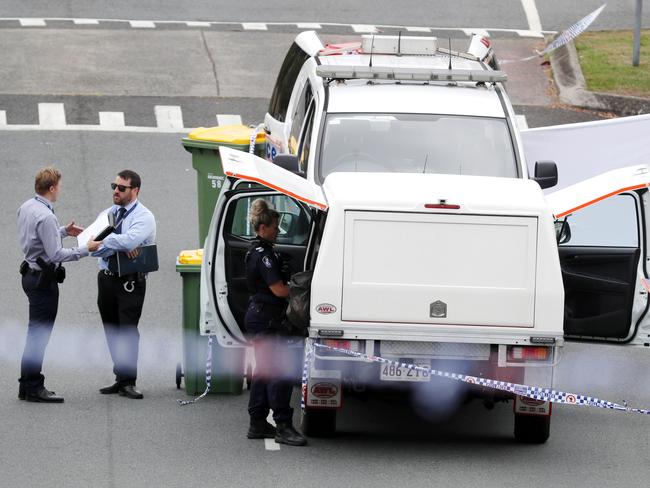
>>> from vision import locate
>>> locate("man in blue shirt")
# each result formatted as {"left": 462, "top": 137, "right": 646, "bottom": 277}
{"left": 90, "top": 170, "right": 156, "bottom": 400}
{"left": 17, "top": 167, "right": 100, "bottom": 403}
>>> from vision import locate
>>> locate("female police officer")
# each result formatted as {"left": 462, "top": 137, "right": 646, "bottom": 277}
{"left": 245, "top": 198, "right": 307, "bottom": 447}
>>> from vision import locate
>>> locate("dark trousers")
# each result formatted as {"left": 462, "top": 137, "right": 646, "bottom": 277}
{"left": 97, "top": 272, "right": 146, "bottom": 385}
{"left": 20, "top": 272, "right": 59, "bottom": 393}
{"left": 247, "top": 335, "right": 296, "bottom": 424}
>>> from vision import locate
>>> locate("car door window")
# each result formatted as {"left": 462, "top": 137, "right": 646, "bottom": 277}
{"left": 288, "top": 82, "right": 313, "bottom": 155}
{"left": 559, "top": 194, "right": 638, "bottom": 247}
{"left": 229, "top": 194, "right": 312, "bottom": 246}
{"left": 297, "top": 101, "right": 316, "bottom": 176}
{"left": 268, "top": 43, "right": 310, "bottom": 123}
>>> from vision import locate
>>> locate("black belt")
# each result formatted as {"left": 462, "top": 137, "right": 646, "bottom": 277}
{"left": 101, "top": 269, "right": 139, "bottom": 281}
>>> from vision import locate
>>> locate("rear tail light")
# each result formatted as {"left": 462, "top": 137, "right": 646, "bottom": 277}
{"left": 320, "top": 339, "right": 364, "bottom": 355}
{"left": 507, "top": 346, "right": 551, "bottom": 362}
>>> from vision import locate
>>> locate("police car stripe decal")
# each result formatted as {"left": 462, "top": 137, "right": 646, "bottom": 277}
{"left": 302, "top": 340, "right": 650, "bottom": 415}
{"left": 224, "top": 171, "right": 328, "bottom": 210}
{"left": 554, "top": 183, "right": 649, "bottom": 219}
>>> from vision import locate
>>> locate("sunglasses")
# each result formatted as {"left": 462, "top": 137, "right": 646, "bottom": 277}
{"left": 111, "top": 183, "right": 133, "bottom": 192}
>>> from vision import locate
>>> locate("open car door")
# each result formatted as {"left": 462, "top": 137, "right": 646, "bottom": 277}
{"left": 544, "top": 164, "right": 650, "bottom": 344}
{"left": 200, "top": 148, "right": 327, "bottom": 347}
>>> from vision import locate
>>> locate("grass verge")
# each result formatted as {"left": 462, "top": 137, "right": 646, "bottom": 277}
{"left": 575, "top": 30, "right": 650, "bottom": 98}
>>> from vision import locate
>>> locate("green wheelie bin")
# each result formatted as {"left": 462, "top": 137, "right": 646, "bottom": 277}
{"left": 175, "top": 249, "right": 245, "bottom": 395}
{"left": 181, "top": 125, "right": 265, "bottom": 246}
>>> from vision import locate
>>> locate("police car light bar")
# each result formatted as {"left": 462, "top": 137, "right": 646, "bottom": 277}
{"left": 316, "top": 65, "right": 508, "bottom": 83}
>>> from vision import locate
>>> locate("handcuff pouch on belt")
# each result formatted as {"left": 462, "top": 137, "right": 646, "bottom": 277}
{"left": 33, "top": 257, "right": 66, "bottom": 288}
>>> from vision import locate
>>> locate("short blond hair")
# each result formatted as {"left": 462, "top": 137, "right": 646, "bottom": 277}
{"left": 34, "top": 167, "right": 61, "bottom": 195}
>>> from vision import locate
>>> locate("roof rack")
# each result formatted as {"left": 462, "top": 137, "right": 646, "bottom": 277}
{"left": 316, "top": 65, "right": 508, "bottom": 83}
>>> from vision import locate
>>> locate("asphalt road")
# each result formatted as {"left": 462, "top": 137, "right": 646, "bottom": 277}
{"left": 1, "top": 2, "right": 649, "bottom": 487}
{"left": 1, "top": 0, "right": 648, "bottom": 31}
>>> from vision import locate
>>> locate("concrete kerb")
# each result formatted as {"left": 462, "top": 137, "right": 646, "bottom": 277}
{"left": 550, "top": 40, "right": 650, "bottom": 116}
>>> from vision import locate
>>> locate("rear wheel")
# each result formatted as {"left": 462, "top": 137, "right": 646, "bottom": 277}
{"left": 301, "top": 408, "right": 337, "bottom": 437}
{"left": 514, "top": 413, "right": 550, "bottom": 444}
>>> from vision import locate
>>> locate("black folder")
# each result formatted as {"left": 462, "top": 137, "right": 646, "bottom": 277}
{"left": 108, "top": 244, "right": 159, "bottom": 276}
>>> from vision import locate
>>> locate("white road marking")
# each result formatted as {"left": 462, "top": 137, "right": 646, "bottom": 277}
{"left": 515, "top": 29, "right": 545, "bottom": 38}
{"left": 242, "top": 23, "right": 268, "bottom": 31}
{"left": 296, "top": 23, "right": 322, "bottom": 29}
{"left": 516, "top": 114, "right": 529, "bottom": 130}
{"left": 405, "top": 26, "right": 431, "bottom": 32}
{"left": 521, "top": 0, "right": 543, "bottom": 33}
{"left": 0, "top": 111, "right": 6, "bottom": 126}
{"left": 351, "top": 24, "right": 378, "bottom": 33}
{"left": 3, "top": 17, "right": 556, "bottom": 36}
{"left": 73, "top": 18, "right": 99, "bottom": 25}
{"left": 155, "top": 105, "right": 184, "bottom": 129}
{"left": 38, "top": 103, "right": 66, "bottom": 127}
{"left": 0, "top": 124, "right": 191, "bottom": 133}
{"left": 99, "top": 111, "right": 126, "bottom": 128}
{"left": 216, "top": 114, "right": 243, "bottom": 126}
{"left": 129, "top": 20, "right": 156, "bottom": 29}
{"left": 264, "top": 439, "right": 280, "bottom": 451}
{"left": 19, "top": 18, "right": 46, "bottom": 27}
{"left": 462, "top": 28, "right": 490, "bottom": 37}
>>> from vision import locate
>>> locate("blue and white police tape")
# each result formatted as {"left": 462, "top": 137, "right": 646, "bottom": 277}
{"left": 304, "top": 340, "right": 650, "bottom": 416}
{"left": 177, "top": 335, "right": 214, "bottom": 406}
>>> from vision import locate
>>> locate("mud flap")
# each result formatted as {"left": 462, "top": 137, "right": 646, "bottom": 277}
{"left": 305, "top": 368, "right": 342, "bottom": 409}
{"left": 514, "top": 395, "right": 552, "bottom": 416}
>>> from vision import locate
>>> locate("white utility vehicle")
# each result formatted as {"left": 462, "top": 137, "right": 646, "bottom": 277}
{"left": 200, "top": 32, "right": 650, "bottom": 444}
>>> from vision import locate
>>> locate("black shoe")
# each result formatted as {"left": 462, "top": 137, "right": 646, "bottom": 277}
{"left": 275, "top": 422, "right": 307, "bottom": 446}
{"left": 247, "top": 418, "right": 277, "bottom": 439}
{"left": 118, "top": 385, "right": 143, "bottom": 399}
{"left": 25, "top": 387, "right": 64, "bottom": 403}
{"left": 99, "top": 382, "right": 121, "bottom": 394}
{"left": 18, "top": 384, "right": 25, "bottom": 400}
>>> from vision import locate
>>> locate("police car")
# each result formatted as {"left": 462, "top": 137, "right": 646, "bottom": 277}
{"left": 200, "top": 31, "right": 650, "bottom": 444}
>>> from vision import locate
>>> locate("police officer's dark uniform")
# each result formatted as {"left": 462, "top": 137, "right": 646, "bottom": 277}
{"left": 17, "top": 194, "right": 89, "bottom": 402}
{"left": 245, "top": 236, "right": 306, "bottom": 446}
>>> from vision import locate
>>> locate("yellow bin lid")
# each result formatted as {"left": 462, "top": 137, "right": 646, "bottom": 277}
{"left": 188, "top": 125, "right": 265, "bottom": 145}
{"left": 177, "top": 249, "right": 203, "bottom": 265}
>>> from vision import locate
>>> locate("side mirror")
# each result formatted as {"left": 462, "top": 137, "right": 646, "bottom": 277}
{"left": 533, "top": 161, "right": 558, "bottom": 189}
{"left": 273, "top": 154, "right": 300, "bottom": 174}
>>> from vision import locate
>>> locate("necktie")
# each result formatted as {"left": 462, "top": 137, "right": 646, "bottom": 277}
{"left": 115, "top": 207, "right": 127, "bottom": 234}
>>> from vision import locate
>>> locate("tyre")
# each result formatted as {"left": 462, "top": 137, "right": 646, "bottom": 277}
{"left": 301, "top": 408, "right": 337, "bottom": 438}
{"left": 175, "top": 362, "right": 183, "bottom": 389}
{"left": 514, "top": 413, "right": 550, "bottom": 444}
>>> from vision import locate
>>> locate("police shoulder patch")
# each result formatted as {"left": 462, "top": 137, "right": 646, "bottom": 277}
{"left": 262, "top": 255, "right": 273, "bottom": 269}
{"left": 256, "top": 246, "right": 264, "bottom": 252}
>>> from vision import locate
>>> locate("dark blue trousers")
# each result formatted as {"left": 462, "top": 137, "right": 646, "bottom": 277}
{"left": 20, "top": 272, "right": 59, "bottom": 393}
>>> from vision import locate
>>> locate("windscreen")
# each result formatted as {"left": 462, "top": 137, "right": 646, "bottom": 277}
{"left": 319, "top": 113, "right": 518, "bottom": 180}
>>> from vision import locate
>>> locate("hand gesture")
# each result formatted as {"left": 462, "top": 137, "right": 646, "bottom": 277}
{"left": 65, "top": 221, "right": 84, "bottom": 237}
{"left": 126, "top": 248, "right": 141, "bottom": 260}
{"left": 87, "top": 236, "right": 102, "bottom": 253}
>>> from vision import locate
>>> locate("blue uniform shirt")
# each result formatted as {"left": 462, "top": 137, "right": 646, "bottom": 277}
{"left": 91, "top": 199, "right": 156, "bottom": 270}
{"left": 17, "top": 194, "right": 89, "bottom": 269}
{"left": 245, "top": 238, "right": 286, "bottom": 307}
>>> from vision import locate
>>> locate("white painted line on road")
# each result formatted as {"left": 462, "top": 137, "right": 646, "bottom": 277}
{"left": 462, "top": 28, "right": 490, "bottom": 37}
{"left": 521, "top": 0, "right": 543, "bottom": 33}
{"left": 129, "top": 20, "right": 156, "bottom": 29}
{"left": 38, "top": 103, "right": 66, "bottom": 127}
{"left": 242, "top": 23, "right": 268, "bottom": 31}
{"left": 516, "top": 114, "right": 529, "bottom": 130}
{"left": 296, "top": 23, "right": 322, "bottom": 29}
{"left": 0, "top": 111, "right": 6, "bottom": 126}
{"left": 264, "top": 439, "right": 280, "bottom": 451}
{"left": 405, "top": 26, "right": 431, "bottom": 32}
{"left": 515, "top": 29, "right": 545, "bottom": 39}
{"left": 99, "top": 111, "right": 126, "bottom": 128}
{"left": 352, "top": 24, "right": 378, "bottom": 33}
{"left": 216, "top": 114, "right": 243, "bottom": 126}
{"left": 73, "top": 18, "right": 100, "bottom": 25}
{"left": 0, "top": 124, "right": 192, "bottom": 133}
{"left": 186, "top": 21, "right": 211, "bottom": 27}
{"left": 155, "top": 105, "right": 184, "bottom": 130}
{"left": 19, "top": 19, "right": 46, "bottom": 27}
